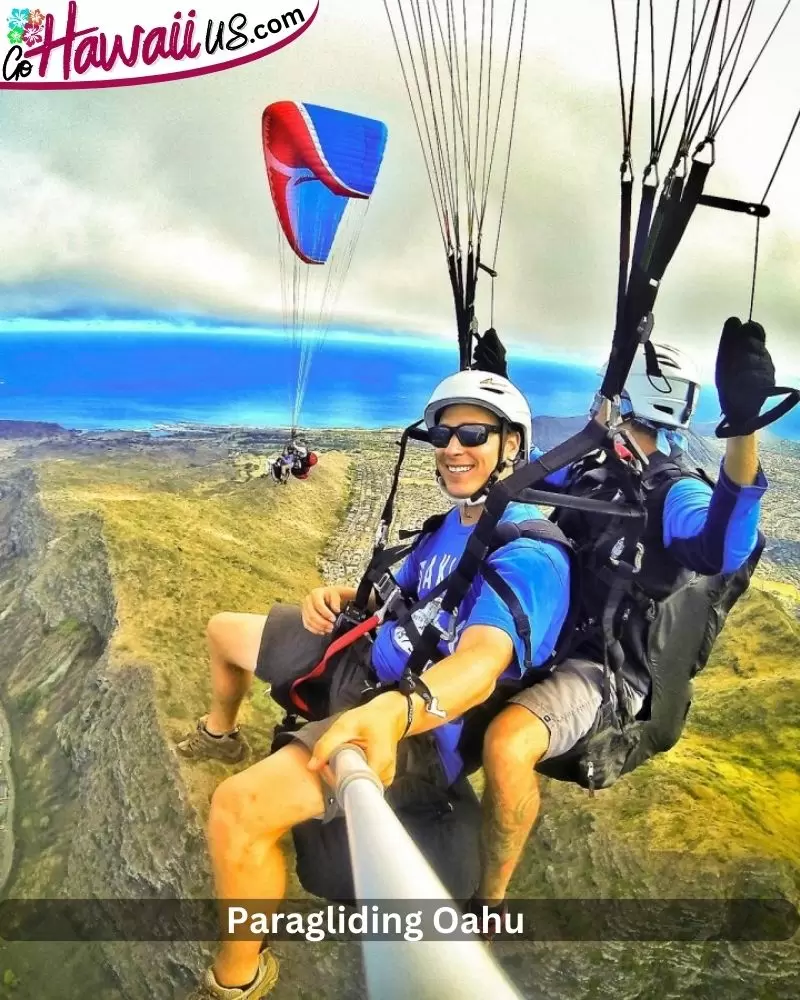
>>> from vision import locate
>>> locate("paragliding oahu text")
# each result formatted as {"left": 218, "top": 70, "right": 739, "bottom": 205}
{"left": 225, "top": 904, "right": 524, "bottom": 942}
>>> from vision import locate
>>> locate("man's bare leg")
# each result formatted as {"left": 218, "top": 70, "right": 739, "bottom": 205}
{"left": 204, "top": 612, "right": 267, "bottom": 734}
{"left": 478, "top": 706, "right": 550, "bottom": 904}
{"left": 206, "top": 742, "right": 326, "bottom": 988}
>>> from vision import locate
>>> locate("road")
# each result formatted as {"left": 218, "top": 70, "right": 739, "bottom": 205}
{"left": 0, "top": 696, "right": 14, "bottom": 893}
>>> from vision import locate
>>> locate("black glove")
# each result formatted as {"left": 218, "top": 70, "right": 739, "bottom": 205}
{"left": 472, "top": 327, "right": 508, "bottom": 377}
{"left": 715, "top": 317, "right": 775, "bottom": 437}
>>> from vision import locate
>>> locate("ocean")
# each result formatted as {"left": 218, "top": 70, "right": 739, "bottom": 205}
{"left": 1, "top": 331, "right": 798, "bottom": 439}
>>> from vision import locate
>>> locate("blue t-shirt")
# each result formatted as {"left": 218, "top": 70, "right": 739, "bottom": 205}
{"left": 370, "top": 502, "right": 571, "bottom": 783}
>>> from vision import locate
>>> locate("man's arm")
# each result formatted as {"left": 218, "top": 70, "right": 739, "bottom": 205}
{"left": 389, "top": 624, "right": 514, "bottom": 736}
{"left": 723, "top": 432, "right": 759, "bottom": 486}
{"left": 308, "top": 535, "right": 571, "bottom": 782}
{"left": 663, "top": 433, "right": 767, "bottom": 576}
{"left": 308, "top": 625, "right": 513, "bottom": 785}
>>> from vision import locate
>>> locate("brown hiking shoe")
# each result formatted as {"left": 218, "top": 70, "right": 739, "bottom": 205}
{"left": 185, "top": 949, "right": 279, "bottom": 999}
{"left": 176, "top": 717, "right": 248, "bottom": 763}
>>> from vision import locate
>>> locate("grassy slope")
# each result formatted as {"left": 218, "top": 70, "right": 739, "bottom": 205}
{"left": 38, "top": 448, "right": 351, "bottom": 821}
{"left": 643, "top": 584, "right": 800, "bottom": 871}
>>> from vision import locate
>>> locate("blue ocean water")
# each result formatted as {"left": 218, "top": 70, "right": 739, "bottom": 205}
{"left": 1, "top": 331, "right": 797, "bottom": 439}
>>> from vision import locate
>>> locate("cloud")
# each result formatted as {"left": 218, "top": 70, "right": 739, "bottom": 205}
{"left": 0, "top": 0, "right": 798, "bottom": 381}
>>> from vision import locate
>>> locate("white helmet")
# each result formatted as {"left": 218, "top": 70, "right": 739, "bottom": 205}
{"left": 423, "top": 370, "right": 532, "bottom": 460}
{"left": 620, "top": 342, "right": 701, "bottom": 430}
{"left": 423, "top": 370, "right": 532, "bottom": 506}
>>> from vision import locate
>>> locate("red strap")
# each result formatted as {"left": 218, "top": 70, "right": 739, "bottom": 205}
{"left": 289, "top": 613, "right": 380, "bottom": 714}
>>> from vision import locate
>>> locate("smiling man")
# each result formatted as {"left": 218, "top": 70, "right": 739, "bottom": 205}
{"left": 179, "top": 370, "right": 572, "bottom": 1000}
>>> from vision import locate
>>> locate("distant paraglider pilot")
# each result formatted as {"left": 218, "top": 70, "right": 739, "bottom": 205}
{"left": 269, "top": 439, "right": 319, "bottom": 484}
{"left": 289, "top": 439, "right": 319, "bottom": 480}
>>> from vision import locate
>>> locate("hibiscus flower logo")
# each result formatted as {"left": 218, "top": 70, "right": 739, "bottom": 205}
{"left": 22, "top": 18, "right": 41, "bottom": 44}
{"left": 6, "top": 7, "right": 47, "bottom": 47}
{"left": 7, "top": 7, "right": 29, "bottom": 31}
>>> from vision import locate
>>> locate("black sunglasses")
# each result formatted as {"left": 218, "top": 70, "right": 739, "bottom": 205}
{"left": 429, "top": 423, "right": 501, "bottom": 448}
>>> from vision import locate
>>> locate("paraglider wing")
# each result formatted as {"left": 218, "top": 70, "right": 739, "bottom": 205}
{"left": 262, "top": 101, "right": 388, "bottom": 264}
{"left": 261, "top": 101, "right": 388, "bottom": 434}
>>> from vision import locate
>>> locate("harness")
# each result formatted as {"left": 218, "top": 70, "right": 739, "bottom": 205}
{"left": 537, "top": 449, "right": 764, "bottom": 791}
{"left": 288, "top": 417, "right": 643, "bottom": 721}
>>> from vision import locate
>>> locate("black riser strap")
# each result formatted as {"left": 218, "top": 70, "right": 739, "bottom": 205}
{"left": 616, "top": 177, "right": 634, "bottom": 337}
{"left": 518, "top": 489, "right": 646, "bottom": 521}
{"left": 647, "top": 159, "right": 711, "bottom": 280}
{"left": 632, "top": 183, "right": 658, "bottom": 267}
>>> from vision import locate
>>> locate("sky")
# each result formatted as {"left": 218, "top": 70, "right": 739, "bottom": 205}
{"left": 0, "top": 0, "right": 798, "bottom": 382}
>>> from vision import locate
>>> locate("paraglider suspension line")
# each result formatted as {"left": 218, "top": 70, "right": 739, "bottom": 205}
{"left": 749, "top": 101, "right": 800, "bottom": 320}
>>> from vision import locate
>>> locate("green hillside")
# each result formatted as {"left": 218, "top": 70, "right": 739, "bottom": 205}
{"left": 37, "top": 446, "right": 352, "bottom": 820}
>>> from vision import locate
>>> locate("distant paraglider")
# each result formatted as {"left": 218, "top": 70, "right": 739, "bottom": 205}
{"left": 268, "top": 438, "right": 319, "bottom": 485}
{"left": 261, "top": 101, "right": 388, "bottom": 462}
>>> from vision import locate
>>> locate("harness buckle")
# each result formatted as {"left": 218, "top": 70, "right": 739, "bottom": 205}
{"left": 333, "top": 603, "right": 371, "bottom": 635}
{"left": 374, "top": 573, "right": 407, "bottom": 624}
{"left": 374, "top": 520, "right": 389, "bottom": 549}
{"left": 609, "top": 540, "right": 644, "bottom": 574}
{"left": 375, "top": 572, "right": 398, "bottom": 603}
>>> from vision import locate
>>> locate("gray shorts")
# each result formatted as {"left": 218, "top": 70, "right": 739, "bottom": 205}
{"left": 510, "top": 658, "right": 646, "bottom": 761}
{"left": 285, "top": 714, "right": 346, "bottom": 823}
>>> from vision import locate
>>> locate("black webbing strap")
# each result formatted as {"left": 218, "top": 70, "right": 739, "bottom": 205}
{"left": 402, "top": 421, "right": 609, "bottom": 677}
{"left": 615, "top": 165, "right": 634, "bottom": 339}
{"left": 518, "top": 488, "right": 644, "bottom": 520}
{"left": 353, "top": 419, "right": 426, "bottom": 610}
{"left": 716, "top": 387, "right": 800, "bottom": 438}
{"left": 632, "top": 176, "right": 658, "bottom": 268}
{"left": 698, "top": 194, "right": 771, "bottom": 218}
{"left": 601, "top": 157, "right": 712, "bottom": 401}
{"left": 481, "top": 563, "right": 533, "bottom": 671}
{"left": 463, "top": 248, "right": 478, "bottom": 371}
{"left": 481, "top": 517, "right": 577, "bottom": 673}
{"left": 602, "top": 565, "right": 637, "bottom": 729}
{"left": 647, "top": 158, "right": 711, "bottom": 279}
{"left": 448, "top": 250, "right": 466, "bottom": 362}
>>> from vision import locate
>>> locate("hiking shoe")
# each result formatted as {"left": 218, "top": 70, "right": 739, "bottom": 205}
{"left": 176, "top": 717, "right": 248, "bottom": 763}
{"left": 186, "top": 949, "right": 279, "bottom": 999}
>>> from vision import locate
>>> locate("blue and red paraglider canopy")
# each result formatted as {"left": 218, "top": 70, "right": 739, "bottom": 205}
{"left": 262, "top": 101, "right": 388, "bottom": 265}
